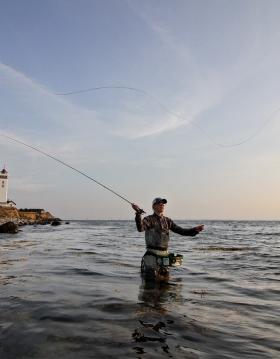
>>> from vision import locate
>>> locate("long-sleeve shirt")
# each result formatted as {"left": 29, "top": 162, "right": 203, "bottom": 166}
{"left": 135, "top": 212, "right": 199, "bottom": 250}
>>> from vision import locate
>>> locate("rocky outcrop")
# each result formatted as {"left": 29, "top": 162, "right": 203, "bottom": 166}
{"left": 0, "top": 206, "right": 56, "bottom": 227}
{"left": 19, "top": 209, "right": 55, "bottom": 225}
{"left": 0, "top": 206, "right": 19, "bottom": 224}
{"left": 18, "top": 211, "right": 37, "bottom": 222}
{"left": 18, "top": 209, "right": 54, "bottom": 224}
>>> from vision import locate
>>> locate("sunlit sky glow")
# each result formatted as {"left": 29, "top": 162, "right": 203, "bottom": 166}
{"left": 1, "top": 0, "right": 280, "bottom": 220}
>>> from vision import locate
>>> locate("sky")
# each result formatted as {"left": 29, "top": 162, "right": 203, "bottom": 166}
{"left": 1, "top": 0, "right": 280, "bottom": 220}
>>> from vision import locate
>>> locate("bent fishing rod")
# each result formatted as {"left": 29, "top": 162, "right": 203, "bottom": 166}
{"left": 1, "top": 133, "right": 145, "bottom": 214}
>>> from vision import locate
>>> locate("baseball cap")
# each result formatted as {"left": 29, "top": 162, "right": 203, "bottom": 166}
{"left": 152, "top": 197, "right": 167, "bottom": 205}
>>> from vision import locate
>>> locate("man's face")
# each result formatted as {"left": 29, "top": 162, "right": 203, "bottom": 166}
{"left": 153, "top": 201, "right": 165, "bottom": 215}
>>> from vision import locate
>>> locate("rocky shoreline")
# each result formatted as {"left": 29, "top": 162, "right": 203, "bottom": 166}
{"left": 0, "top": 206, "right": 63, "bottom": 233}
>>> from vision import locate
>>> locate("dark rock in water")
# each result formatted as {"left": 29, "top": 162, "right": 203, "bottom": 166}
{"left": 0, "top": 221, "right": 19, "bottom": 234}
{"left": 51, "top": 218, "right": 62, "bottom": 226}
{"left": 37, "top": 219, "right": 52, "bottom": 225}
{"left": 65, "top": 221, "right": 70, "bottom": 225}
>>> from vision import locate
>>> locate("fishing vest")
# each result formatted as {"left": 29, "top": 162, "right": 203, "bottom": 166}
{"left": 143, "top": 214, "right": 170, "bottom": 249}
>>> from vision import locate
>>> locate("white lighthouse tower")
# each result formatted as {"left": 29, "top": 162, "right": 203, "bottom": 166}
{"left": 0, "top": 167, "right": 8, "bottom": 206}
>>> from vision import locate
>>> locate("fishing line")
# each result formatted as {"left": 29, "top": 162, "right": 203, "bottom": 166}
{"left": 0, "top": 133, "right": 145, "bottom": 213}
{"left": 57, "top": 85, "right": 280, "bottom": 147}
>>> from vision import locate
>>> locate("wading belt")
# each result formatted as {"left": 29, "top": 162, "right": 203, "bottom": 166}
{"left": 146, "top": 247, "right": 169, "bottom": 257}
{"left": 144, "top": 249, "right": 183, "bottom": 267}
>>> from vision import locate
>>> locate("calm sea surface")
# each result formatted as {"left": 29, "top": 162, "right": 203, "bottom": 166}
{"left": 0, "top": 220, "right": 279, "bottom": 358}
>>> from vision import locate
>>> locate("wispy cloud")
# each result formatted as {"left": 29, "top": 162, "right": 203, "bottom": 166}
{"left": 0, "top": 62, "right": 109, "bottom": 163}
{"left": 126, "top": 1, "right": 280, "bottom": 144}
{"left": 0, "top": 61, "right": 101, "bottom": 133}
{"left": 123, "top": 3, "right": 227, "bottom": 139}
{"left": 109, "top": 81, "right": 224, "bottom": 139}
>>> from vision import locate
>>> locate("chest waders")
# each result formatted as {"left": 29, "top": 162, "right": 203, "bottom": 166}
{"left": 141, "top": 250, "right": 183, "bottom": 279}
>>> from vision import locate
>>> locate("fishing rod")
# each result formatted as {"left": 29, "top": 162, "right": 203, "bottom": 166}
{"left": 0, "top": 133, "right": 145, "bottom": 214}
{"left": 57, "top": 85, "right": 280, "bottom": 148}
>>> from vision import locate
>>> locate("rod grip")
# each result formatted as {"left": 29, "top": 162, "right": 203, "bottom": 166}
{"left": 136, "top": 208, "right": 146, "bottom": 215}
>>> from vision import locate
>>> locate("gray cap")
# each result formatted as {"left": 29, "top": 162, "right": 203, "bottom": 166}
{"left": 152, "top": 197, "right": 167, "bottom": 205}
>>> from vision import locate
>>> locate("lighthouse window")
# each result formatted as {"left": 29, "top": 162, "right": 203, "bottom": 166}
{"left": 2, "top": 181, "right": 4, "bottom": 187}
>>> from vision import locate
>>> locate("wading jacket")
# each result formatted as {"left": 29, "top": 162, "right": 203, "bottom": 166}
{"left": 135, "top": 212, "right": 199, "bottom": 250}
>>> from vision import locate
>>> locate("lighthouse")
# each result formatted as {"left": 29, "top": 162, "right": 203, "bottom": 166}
{"left": 0, "top": 167, "right": 8, "bottom": 206}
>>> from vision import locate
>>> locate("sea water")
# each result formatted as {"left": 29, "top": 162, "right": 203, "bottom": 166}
{"left": 0, "top": 220, "right": 279, "bottom": 358}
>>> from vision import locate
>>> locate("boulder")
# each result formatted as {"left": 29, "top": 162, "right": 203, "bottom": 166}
{"left": 51, "top": 218, "right": 62, "bottom": 226}
{"left": 0, "top": 221, "right": 19, "bottom": 234}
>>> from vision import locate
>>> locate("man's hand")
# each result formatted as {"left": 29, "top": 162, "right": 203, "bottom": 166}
{"left": 131, "top": 203, "right": 141, "bottom": 212}
{"left": 131, "top": 203, "right": 146, "bottom": 214}
{"left": 194, "top": 225, "right": 204, "bottom": 233}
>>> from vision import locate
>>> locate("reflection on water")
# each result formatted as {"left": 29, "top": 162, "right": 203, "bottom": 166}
{"left": 138, "top": 276, "right": 183, "bottom": 311}
{"left": 133, "top": 277, "right": 185, "bottom": 357}
{"left": 0, "top": 220, "right": 280, "bottom": 358}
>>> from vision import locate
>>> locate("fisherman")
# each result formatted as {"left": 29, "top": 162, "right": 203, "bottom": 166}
{"left": 132, "top": 198, "right": 204, "bottom": 278}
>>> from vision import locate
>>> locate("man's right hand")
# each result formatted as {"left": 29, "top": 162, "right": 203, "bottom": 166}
{"left": 131, "top": 203, "right": 146, "bottom": 214}
{"left": 131, "top": 203, "right": 141, "bottom": 212}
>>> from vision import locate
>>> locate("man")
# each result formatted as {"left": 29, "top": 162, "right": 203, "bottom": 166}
{"left": 132, "top": 198, "right": 204, "bottom": 278}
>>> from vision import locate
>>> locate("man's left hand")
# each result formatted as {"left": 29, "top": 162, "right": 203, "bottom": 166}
{"left": 195, "top": 225, "right": 204, "bottom": 233}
